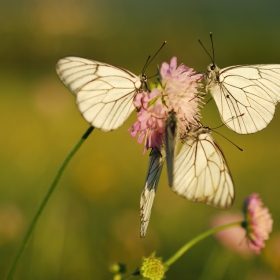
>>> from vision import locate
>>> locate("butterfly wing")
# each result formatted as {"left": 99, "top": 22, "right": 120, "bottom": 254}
{"left": 165, "top": 110, "right": 178, "bottom": 187}
{"left": 140, "top": 148, "right": 166, "bottom": 237}
{"left": 172, "top": 129, "right": 234, "bottom": 209}
{"left": 208, "top": 64, "right": 280, "bottom": 134}
{"left": 56, "top": 57, "right": 142, "bottom": 131}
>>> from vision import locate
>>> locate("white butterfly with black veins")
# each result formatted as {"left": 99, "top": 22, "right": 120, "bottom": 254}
{"left": 202, "top": 33, "right": 280, "bottom": 134}
{"left": 172, "top": 124, "right": 234, "bottom": 209}
{"left": 140, "top": 148, "right": 166, "bottom": 237}
{"left": 56, "top": 57, "right": 148, "bottom": 131}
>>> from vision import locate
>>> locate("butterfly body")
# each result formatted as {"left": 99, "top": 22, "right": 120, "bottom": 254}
{"left": 165, "top": 110, "right": 178, "bottom": 187}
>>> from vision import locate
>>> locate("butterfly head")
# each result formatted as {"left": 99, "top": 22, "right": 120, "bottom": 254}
{"left": 207, "top": 63, "right": 219, "bottom": 73}
{"left": 140, "top": 73, "right": 149, "bottom": 91}
{"left": 140, "top": 73, "right": 148, "bottom": 82}
{"left": 206, "top": 63, "right": 220, "bottom": 88}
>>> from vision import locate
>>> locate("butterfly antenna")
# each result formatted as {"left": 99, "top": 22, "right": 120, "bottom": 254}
{"left": 143, "top": 41, "right": 167, "bottom": 73}
{"left": 142, "top": 55, "right": 151, "bottom": 74}
{"left": 211, "top": 114, "right": 245, "bottom": 151}
{"left": 210, "top": 32, "right": 215, "bottom": 65}
{"left": 212, "top": 130, "right": 243, "bottom": 151}
{"left": 212, "top": 114, "right": 245, "bottom": 130}
{"left": 148, "top": 71, "right": 160, "bottom": 79}
{"left": 205, "top": 97, "right": 213, "bottom": 104}
{"left": 198, "top": 38, "right": 214, "bottom": 64}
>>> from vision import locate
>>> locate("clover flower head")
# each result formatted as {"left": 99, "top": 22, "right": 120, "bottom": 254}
{"left": 243, "top": 193, "right": 273, "bottom": 254}
{"left": 140, "top": 253, "right": 167, "bottom": 280}
{"left": 129, "top": 57, "right": 203, "bottom": 153}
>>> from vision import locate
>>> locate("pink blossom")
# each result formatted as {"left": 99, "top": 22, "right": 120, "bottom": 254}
{"left": 129, "top": 57, "right": 203, "bottom": 153}
{"left": 128, "top": 88, "right": 167, "bottom": 154}
{"left": 211, "top": 213, "right": 253, "bottom": 257}
{"left": 243, "top": 193, "right": 273, "bottom": 254}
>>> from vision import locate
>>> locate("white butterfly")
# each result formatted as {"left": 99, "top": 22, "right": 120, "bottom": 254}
{"left": 140, "top": 148, "right": 166, "bottom": 237}
{"left": 206, "top": 63, "right": 280, "bottom": 134}
{"left": 200, "top": 33, "right": 280, "bottom": 134}
{"left": 56, "top": 56, "right": 148, "bottom": 131}
{"left": 172, "top": 124, "right": 234, "bottom": 209}
{"left": 164, "top": 110, "right": 178, "bottom": 187}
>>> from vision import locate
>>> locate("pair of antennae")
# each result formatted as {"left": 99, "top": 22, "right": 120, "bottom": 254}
{"left": 142, "top": 41, "right": 167, "bottom": 74}
{"left": 143, "top": 33, "right": 214, "bottom": 75}
{"left": 198, "top": 32, "right": 215, "bottom": 65}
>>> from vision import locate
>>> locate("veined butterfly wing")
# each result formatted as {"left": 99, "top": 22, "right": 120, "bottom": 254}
{"left": 56, "top": 57, "right": 146, "bottom": 131}
{"left": 140, "top": 148, "right": 166, "bottom": 237}
{"left": 172, "top": 125, "right": 234, "bottom": 209}
{"left": 164, "top": 110, "right": 178, "bottom": 187}
{"left": 206, "top": 64, "right": 280, "bottom": 134}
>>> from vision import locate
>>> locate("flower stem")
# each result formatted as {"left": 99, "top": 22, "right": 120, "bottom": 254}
{"left": 5, "top": 126, "right": 94, "bottom": 280}
{"left": 121, "top": 268, "right": 140, "bottom": 279}
{"left": 164, "top": 221, "right": 242, "bottom": 267}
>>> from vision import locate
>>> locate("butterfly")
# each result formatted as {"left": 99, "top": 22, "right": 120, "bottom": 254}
{"left": 172, "top": 123, "right": 234, "bottom": 209}
{"left": 206, "top": 64, "right": 280, "bottom": 134}
{"left": 202, "top": 33, "right": 280, "bottom": 134}
{"left": 140, "top": 148, "right": 166, "bottom": 237}
{"left": 56, "top": 56, "right": 148, "bottom": 131}
{"left": 164, "top": 110, "right": 178, "bottom": 187}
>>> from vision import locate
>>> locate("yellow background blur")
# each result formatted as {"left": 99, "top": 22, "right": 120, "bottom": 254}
{"left": 1, "top": 0, "right": 280, "bottom": 279}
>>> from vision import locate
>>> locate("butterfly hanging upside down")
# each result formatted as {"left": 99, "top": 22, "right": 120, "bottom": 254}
{"left": 140, "top": 119, "right": 235, "bottom": 237}
{"left": 202, "top": 33, "right": 280, "bottom": 134}
{"left": 172, "top": 123, "right": 234, "bottom": 210}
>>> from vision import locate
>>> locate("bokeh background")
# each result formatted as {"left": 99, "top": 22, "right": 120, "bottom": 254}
{"left": 1, "top": 0, "right": 280, "bottom": 279}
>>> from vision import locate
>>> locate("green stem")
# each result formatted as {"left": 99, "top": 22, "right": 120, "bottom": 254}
{"left": 121, "top": 268, "right": 140, "bottom": 280}
{"left": 164, "top": 221, "right": 242, "bottom": 267}
{"left": 6, "top": 126, "right": 94, "bottom": 280}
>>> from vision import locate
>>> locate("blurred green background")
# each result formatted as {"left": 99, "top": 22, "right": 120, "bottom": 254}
{"left": 1, "top": 0, "right": 280, "bottom": 279}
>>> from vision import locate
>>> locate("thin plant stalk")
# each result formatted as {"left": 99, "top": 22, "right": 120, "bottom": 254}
{"left": 121, "top": 268, "right": 140, "bottom": 280}
{"left": 6, "top": 126, "right": 94, "bottom": 280}
{"left": 164, "top": 221, "right": 242, "bottom": 267}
